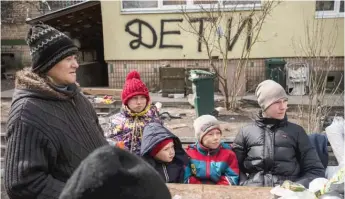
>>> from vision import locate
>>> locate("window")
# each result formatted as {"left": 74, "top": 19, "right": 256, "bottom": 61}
{"left": 39, "top": 0, "right": 85, "bottom": 14}
{"left": 163, "top": 0, "right": 186, "bottom": 5}
{"left": 315, "top": 0, "right": 344, "bottom": 18}
{"left": 121, "top": 0, "right": 261, "bottom": 14}
{"left": 122, "top": 1, "right": 158, "bottom": 9}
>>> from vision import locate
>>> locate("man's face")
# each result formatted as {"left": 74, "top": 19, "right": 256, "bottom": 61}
{"left": 47, "top": 55, "right": 79, "bottom": 85}
{"left": 264, "top": 99, "right": 288, "bottom": 119}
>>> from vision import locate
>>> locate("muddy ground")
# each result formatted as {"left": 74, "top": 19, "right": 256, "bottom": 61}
{"left": 157, "top": 106, "right": 312, "bottom": 139}
{"left": 1, "top": 79, "right": 15, "bottom": 92}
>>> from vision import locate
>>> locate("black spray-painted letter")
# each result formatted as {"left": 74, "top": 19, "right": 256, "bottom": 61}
{"left": 159, "top": 19, "right": 183, "bottom": 49}
{"left": 190, "top": 18, "right": 217, "bottom": 52}
{"left": 125, "top": 19, "right": 157, "bottom": 49}
{"left": 227, "top": 17, "right": 252, "bottom": 51}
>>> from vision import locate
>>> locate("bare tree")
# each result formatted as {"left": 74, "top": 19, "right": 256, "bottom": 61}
{"left": 179, "top": 0, "right": 279, "bottom": 110}
{"left": 291, "top": 17, "right": 344, "bottom": 132}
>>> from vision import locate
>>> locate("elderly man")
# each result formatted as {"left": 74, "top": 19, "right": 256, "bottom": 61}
{"left": 233, "top": 80, "right": 325, "bottom": 188}
{"left": 4, "top": 22, "right": 107, "bottom": 199}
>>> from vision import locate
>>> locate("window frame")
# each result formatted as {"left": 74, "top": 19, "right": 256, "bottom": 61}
{"left": 120, "top": 0, "right": 261, "bottom": 14}
{"left": 315, "top": 0, "right": 344, "bottom": 19}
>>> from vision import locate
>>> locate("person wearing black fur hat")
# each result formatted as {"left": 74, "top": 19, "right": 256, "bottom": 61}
{"left": 59, "top": 145, "right": 172, "bottom": 199}
{"left": 4, "top": 22, "right": 108, "bottom": 199}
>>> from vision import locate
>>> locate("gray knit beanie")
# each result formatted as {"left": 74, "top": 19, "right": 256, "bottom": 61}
{"left": 255, "top": 80, "right": 288, "bottom": 110}
{"left": 193, "top": 115, "right": 221, "bottom": 142}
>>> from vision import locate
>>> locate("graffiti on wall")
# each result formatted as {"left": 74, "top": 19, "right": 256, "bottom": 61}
{"left": 125, "top": 18, "right": 183, "bottom": 49}
{"left": 125, "top": 17, "right": 252, "bottom": 52}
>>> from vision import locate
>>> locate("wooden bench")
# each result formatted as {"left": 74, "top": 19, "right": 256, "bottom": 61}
{"left": 168, "top": 183, "right": 272, "bottom": 199}
{"left": 81, "top": 87, "right": 122, "bottom": 98}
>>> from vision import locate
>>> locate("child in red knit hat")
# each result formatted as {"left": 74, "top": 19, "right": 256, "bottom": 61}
{"left": 104, "top": 70, "right": 162, "bottom": 155}
{"left": 140, "top": 123, "right": 189, "bottom": 183}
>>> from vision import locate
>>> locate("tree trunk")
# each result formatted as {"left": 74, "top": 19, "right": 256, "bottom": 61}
{"left": 223, "top": 79, "right": 230, "bottom": 110}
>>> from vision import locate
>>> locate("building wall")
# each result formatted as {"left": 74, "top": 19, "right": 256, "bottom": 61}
{"left": 0, "top": 1, "right": 41, "bottom": 69}
{"left": 101, "top": 1, "right": 344, "bottom": 60}
{"left": 108, "top": 57, "right": 344, "bottom": 93}
{"left": 1, "top": 1, "right": 83, "bottom": 70}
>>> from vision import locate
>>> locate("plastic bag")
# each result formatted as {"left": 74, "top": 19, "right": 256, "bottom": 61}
{"left": 281, "top": 180, "right": 306, "bottom": 192}
{"left": 270, "top": 181, "right": 309, "bottom": 199}
{"left": 321, "top": 166, "right": 345, "bottom": 195}
{"left": 278, "top": 190, "right": 316, "bottom": 199}
{"left": 325, "top": 117, "right": 344, "bottom": 165}
{"left": 270, "top": 185, "right": 295, "bottom": 198}
{"left": 309, "top": 178, "right": 329, "bottom": 198}
{"left": 172, "top": 195, "right": 182, "bottom": 199}
{"left": 155, "top": 102, "right": 162, "bottom": 112}
{"left": 309, "top": 178, "right": 329, "bottom": 192}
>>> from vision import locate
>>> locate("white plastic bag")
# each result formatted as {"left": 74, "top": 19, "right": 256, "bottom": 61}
{"left": 155, "top": 102, "right": 162, "bottom": 112}
{"left": 270, "top": 185, "right": 294, "bottom": 198}
{"left": 278, "top": 190, "right": 316, "bottom": 199}
{"left": 172, "top": 195, "right": 182, "bottom": 199}
{"left": 309, "top": 178, "right": 329, "bottom": 193}
{"left": 325, "top": 117, "right": 344, "bottom": 166}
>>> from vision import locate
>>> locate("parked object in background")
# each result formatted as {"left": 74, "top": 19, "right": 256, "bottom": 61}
{"left": 189, "top": 70, "right": 215, "bottom": 117}
{"left": 286, "top": 62, "right": 309, "bottom": 96}
{"left": 265, "top": 58, "right": 287, "bottom": 90}
{"left": 187, "top": 93, "right": 195, "bottom": 108}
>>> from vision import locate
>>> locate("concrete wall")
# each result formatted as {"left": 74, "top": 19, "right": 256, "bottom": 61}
{"left": 1, "top": 1, "right": 42, "bottom": 69}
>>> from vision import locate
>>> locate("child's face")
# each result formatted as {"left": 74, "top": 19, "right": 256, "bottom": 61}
{"left": 154, "top": 142, "right": 175, "bottom": 163}
{"left": 127, "top": 95, "right": 147, "bottom": 113}
{"left": 201, "top": 129, "right": 221, "bottom": 149}
{"left": 264, "top": 98, "right": 288, "bottom": 120}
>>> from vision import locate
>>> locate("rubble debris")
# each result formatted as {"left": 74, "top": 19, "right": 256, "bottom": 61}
{"left": 167, "top": 124, "right": 188, "bottom": 130}
{"left": 174, "top": 94, "right": 184, "bottom": 99}
{"left": 215, "top": 107, "right": 225, "bottom": 112}
{"left": 159, "top": 112, "right": 182, "bottom": 121}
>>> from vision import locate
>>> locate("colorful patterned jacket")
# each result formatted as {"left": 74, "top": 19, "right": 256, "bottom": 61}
{"left": 184, "top": 142, "right": 239, "bottom": 185}
{"left": 104, "top": 104, "right": 162, "bottom": 155}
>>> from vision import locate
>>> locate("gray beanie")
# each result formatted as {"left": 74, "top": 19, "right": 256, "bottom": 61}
{"left": 255, "top": 80, "right": 288, "bottom": 110}
{"left": 193, "top": 115, "right": 221, "bottom": 142}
